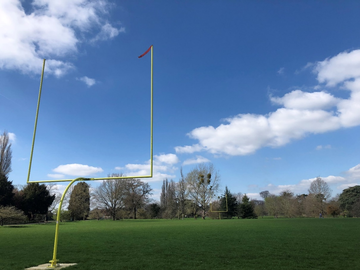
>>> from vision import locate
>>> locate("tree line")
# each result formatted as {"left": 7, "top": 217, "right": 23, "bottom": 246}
{"left": 1, "top": 130, "right": 360, "bottom": 224}
{"left": 254, "top": 178, "right": 360, "bottom": 218}
{"left": 0, "top": 131, "right": 55, "bottom": 225}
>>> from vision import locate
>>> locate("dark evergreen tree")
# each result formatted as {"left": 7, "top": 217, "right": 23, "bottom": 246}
{"left": 339, "top": 185, "right": 360, "bottom": 213}
{"left": 148, "top": 203, "right": 161, "bottom": 219}
{"left": 68, "top": 182, "right": 90, "bottom": 220}
{"left": 22, "top": 183, "right": 55, "bottom": 220}
{"left": 220, "top": 186, "right": 238, "bottom": 218}
{"left": 0, "top": 173, "right": 14, "bottom": 206}
{"left": 240, "top": 194, "right": 257, "bottom": 219}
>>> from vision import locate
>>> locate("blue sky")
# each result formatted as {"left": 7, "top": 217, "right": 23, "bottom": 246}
{"left": 1, "top": 0, "right": 360, "bottom": 201}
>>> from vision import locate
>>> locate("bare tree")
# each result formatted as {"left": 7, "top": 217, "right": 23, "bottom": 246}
{"left": 47, "top": 184, "right": 61, "bottom": 213}
{"left": 123, "top": 179, "right": 152, "bottom": 219}
{"left": 93, "top": 174, "right": 126, "bottom": 220}
{"left": 160, "top": 179, "right": 177, "bottom": 218}
{"left": 0, "top": 131, "right": 12, "bottom": 177}
{"left": 308, "top": 177, "right": 332, "bottom": 215}
{"left": 176, "top": 168, "right": 187, "bottom": 219}
{"left": 185, "top": 163, "right": 220, "bottom": 219}
{"left": 308, "top": 177, "right": 332, "bottom": 200}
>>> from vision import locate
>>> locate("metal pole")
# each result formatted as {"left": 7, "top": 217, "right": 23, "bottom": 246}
{"left": 48, "top": 178, "right": 89, "bottom": 268}
{"left": 150, "top": 45, "right": 153, "bottom": 177}
{"left": 27, "top": 59, "right": 46, "bottom": 183}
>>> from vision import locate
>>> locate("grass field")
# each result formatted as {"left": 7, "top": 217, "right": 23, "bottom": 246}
{"left": 0, "top": 218, "right": 359, "bottom": 270}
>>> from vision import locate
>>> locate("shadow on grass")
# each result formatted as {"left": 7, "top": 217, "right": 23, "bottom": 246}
{"left": 4, "top": 225, "right": 31, "bottom": 228}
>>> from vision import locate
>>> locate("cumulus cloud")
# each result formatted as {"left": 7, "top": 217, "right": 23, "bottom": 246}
{"left": 175, "top": 144, "right": 203, "bottom": 154}
{"left": 115, "top": 153, "right": 180, "bottom": 182}
{"left": 183, "top": 155, "right": 210, "bottom": 166}
{"left": 314, "top": 49, "right": 360, "bottom": 87}
{"left": 53, "top": 163, "right": 103, "bottom": 176}
{"left": 0, "top": 0, "right": 123, "bottom": 76}
{"left": 47, "top": 173, "right": 65, "bottom": 179}
{"left": 154, "top": 154, "right": 179, "bottom": 165}
{"left": 271, "top": 90, "right": 339, "bottom": 110}
{"left": 175, "top": 49, "right": 360, "bottom": 156}
{"left": 78, "top": 76, "right": 96, "bottom": 87}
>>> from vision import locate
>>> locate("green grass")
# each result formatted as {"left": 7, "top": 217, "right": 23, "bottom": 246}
{"left": 1, "top": 218, "right": 359, "bottom": 270}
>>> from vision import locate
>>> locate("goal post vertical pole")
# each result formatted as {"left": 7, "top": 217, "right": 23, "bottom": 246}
{"left": 150, "top": 45, "right": 153, "bottom": 177}
{"left": 27, "top": 59, "right": 46, "bottom": 183}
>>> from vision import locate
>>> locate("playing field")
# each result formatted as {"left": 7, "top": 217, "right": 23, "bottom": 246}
{"left": 0, "top": 218, "right": 359, "bottom": 270}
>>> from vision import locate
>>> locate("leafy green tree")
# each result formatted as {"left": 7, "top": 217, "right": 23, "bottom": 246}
{"left": 0, "top": 206, "right": 26, "bottom": 226}
{"left": 68, "top": 182, "right": 90, "bottom": 220}
{"left": 0, "top": 173, "right": 14, "bottom": 206}
{"left": 220, "top": 186, "right": 238, "bottom": 218}
{"left": 240, "top": 194, "right": 257, "bottom": 219}
{"left": 338, "top": 186, "right": 360, "bottom": 213}
{"left": 22, "top": 183, "right": 55, "bottom": 220}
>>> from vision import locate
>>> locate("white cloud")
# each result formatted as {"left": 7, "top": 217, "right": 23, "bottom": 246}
{"left": 314, "top": 49, "right": 360, "bottom": 87}
{"left": 53, "top": 163, "right": 103, "bottom": 176}
{"left": 8, "top": 132, "right": 16, "bottom": 142}
{"left": 337, "top": 183, "right": 359, "bottom": 190}
{"left": 0, "top": 0, "right": 123, "bottom": 76}
{"left": 92, "top": 23, "right": 125, "bottom": 42}
{"left": 277, "top": 67, "right": 284, "bottom": 75}
{"left": 114, "top": 166, "right": 123, "bottom": 170}
{"left": 246, "top": 193, "right": 262, "bottom": 200}
{"left": 175, "top": 144, "right": 203, "bottom": 154}
{"left": 347, "top": 164, "right": 360, "bottom": 179}
{"left": 183, "top": 155, "right": 210, "bottom": 166}
{"left": 117, "top": 153, "right": 180, "bottom": 182}
{"left": 0, "top": 132, "right": 16, "bottom": 143}
{"left": 78, "top": 76, "right": 96, "bottom": 87}
{"left": 47, "top": 173, "right": 65, "bottom": 179}
{"left": 271, "top": 90, "right": 339, "bottom": 110}
{"left": 154, "top": 154, "right": 179, "bottom": 165}
{"left": 180, "top": 108, "right": 340, "bottom": 156}
{"left": 176, "top": 49, "right": 360, "bottom": 156}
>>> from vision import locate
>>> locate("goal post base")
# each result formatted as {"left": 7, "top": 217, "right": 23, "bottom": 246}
{"left": 25, "top": 263, "right": 77, "bottom": 269}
